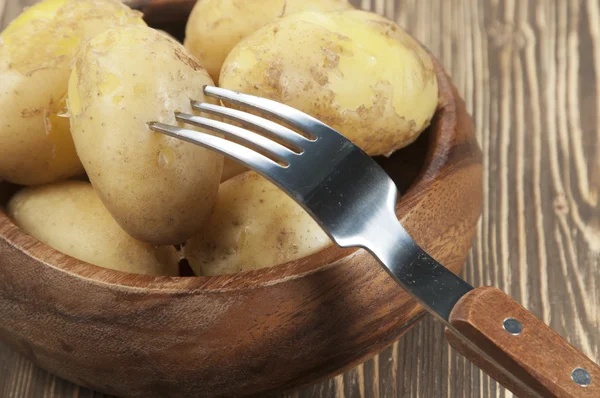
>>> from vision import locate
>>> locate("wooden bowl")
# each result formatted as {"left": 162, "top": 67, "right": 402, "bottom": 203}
{"left": 0, "top": 5, "right": 482, "bottom": 398}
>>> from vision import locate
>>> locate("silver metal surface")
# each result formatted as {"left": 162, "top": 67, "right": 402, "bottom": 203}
{"left": 174, "top": 112, "right": 297, "bottom": 164}
{"left": 502, "top": 318, "right": 523, "bottom": 335}
{"left": 149, "top": 85, "right": 473, "bottom": 323}
{"left": 571, "top": 368, "right": 592, "bottom": 387}
{"left": 191, "top": 101, "right": 310, "bottom": 151}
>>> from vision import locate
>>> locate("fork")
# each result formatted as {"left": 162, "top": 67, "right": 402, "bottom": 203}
{"left": 150, "top": 86, "right": 600, "bottom": 398}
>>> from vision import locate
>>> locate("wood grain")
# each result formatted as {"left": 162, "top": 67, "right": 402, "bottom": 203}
{"left": 0, "top": 0, "right": 482, "bottom": 396}
{"left": 447, "top": 287, "right": 600, "bottom": 397}
{"left": 1, "top": 0, "right": 599, "bottom": 397}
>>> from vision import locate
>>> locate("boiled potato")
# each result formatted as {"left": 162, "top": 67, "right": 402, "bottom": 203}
{"left": 221, "top": 158, "right": 248, "bottom": 182}
{"left": 0, "top": 0, "right": 145, "bottom": 185}
{"left": 220, "top": 10, "right": 438, "bottom": 156}
{"left": 184, "top": 0, "right": 352, "bottom": 82}
{"left": 185, "top": 172, "right": 332, "bottom": 276}
{"left": 7, "top": 181, "right": 179, "bottom": 276}
{"left": 69, "top": 25, "right": 223, "bottom": 245}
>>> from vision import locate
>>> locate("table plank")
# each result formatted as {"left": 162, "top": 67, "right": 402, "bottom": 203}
{"left": 1, "top": 0, "right": 599, "bottom": 397}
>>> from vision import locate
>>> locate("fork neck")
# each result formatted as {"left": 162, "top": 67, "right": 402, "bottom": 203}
{"left": 357, "top": 205, "right": 474, "bottom": 323}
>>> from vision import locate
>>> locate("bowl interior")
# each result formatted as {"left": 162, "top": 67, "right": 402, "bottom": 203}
{"left": 0, "top": 11, "right": 437, "bottom": 288}
{"left": 0, "top": 131, "right": 430, "bottom": 277}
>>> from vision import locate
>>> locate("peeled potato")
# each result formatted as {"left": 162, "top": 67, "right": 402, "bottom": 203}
{"left": 7, "top": 181, "right": 179, "bottom": 276}
{"left": 0, "top": 0, "right": 145, "bottom": 185}
{"left": 69, "top": 25, "right": 224, "bottom": 245}
{"left": 185, "top": 172, "right": 332, "bottom": 276}
{"left": 220, "top": 10, "right": 438, "bottom": 156}
{"left": 184, "top": 0, "right": 352, "bottom": 82}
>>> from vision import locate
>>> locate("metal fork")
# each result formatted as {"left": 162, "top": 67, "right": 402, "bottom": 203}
{"left": 150, "top": 86, "right": 599, "bottom": 398}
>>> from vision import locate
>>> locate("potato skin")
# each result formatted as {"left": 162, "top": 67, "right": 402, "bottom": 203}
{"left": 7, "top": 181, "right": 179, "bottom": 276}
{"left": 221, "top": 158, "right": 247, "bottom": 182}
{"left": 220, "top": 10, "right": 438, "bottom": 156}
{"left": 185, "top": 172, "right": 332, "bottom": 276}
{"left": 184, "top": 0, "right": 352, "bottom": 82}
{"left": 0, "top": 0, "right": 145, "bottom": 185}
{"left": 69, "top": 26, "right": 224, "bottom": 245}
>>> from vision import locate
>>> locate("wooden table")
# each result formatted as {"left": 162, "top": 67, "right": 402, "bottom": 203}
{"left": 2, "top": 0, "right": 599, "bottom": 396}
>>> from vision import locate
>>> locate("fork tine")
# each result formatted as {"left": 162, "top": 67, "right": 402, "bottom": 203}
{"left": 191, "top": 101, "right": 312, "bottom": 151}
{"left": 148, "top": 122, "right": 285, "bottom": 175}
{"left": 203, "top": 86, "right": 338, "bottom": 141}
{"left": 175, "top": 112, "right": 298, "bottom": 164}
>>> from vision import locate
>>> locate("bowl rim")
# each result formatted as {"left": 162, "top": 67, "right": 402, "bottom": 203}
{"left": 0, "top": 56, "right": 460, "bottom": 294}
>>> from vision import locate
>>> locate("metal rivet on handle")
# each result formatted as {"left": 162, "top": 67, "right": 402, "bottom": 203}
{"left": 571, "top": 368, "right": 592, "bottom": 387}
{"left": 503, "top": 318, "right": 523, "bottom": 335}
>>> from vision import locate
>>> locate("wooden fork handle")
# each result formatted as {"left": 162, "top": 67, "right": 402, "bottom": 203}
{"left": 445, "top": 287, "right": 600, "bottom": 398}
